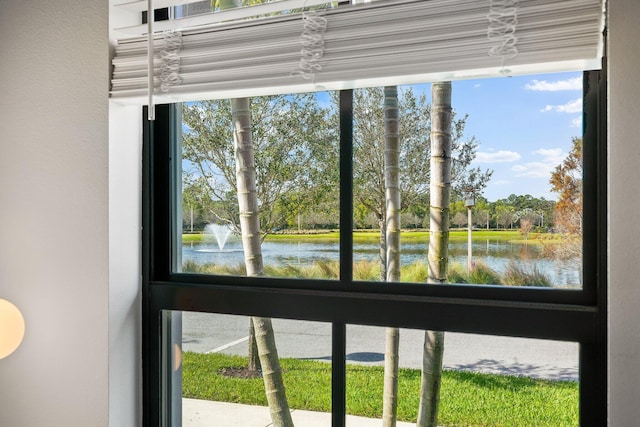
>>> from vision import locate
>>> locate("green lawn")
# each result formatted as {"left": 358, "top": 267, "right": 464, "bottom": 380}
{"left": 182, "top": 352, "right": 578, "bottom": 426}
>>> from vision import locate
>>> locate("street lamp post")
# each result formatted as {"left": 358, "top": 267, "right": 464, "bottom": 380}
{"left": 465, "top": 191, "right": 476, "bottom": 272}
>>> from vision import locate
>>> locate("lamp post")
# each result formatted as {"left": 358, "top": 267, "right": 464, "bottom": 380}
{"left": 464, "top": 190, "right": 476, "bottom": 272}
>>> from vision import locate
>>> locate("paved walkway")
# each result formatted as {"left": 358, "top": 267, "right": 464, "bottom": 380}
{"left": 183, "top": 398, "right": 415, "bottom": 427}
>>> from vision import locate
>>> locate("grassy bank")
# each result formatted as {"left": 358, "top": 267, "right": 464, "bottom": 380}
{"left": 183, "top": 229, "right": 552, "bottom": 244}
{"left": 183, "top": 352, "right": 578, "bottom": 426}
{"left": 183, "top": 259, "right": 553, "bottom": 286}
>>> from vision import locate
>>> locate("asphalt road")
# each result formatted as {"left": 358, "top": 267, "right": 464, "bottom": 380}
{"left": 180, "top": 311, "right": 578, "bottom": 381}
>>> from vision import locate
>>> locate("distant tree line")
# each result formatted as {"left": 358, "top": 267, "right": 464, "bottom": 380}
{"left": 183, "top": 192, "right": 556, "bottom": 233}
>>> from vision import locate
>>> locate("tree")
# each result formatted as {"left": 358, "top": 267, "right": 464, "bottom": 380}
{"left": 211, "top": 2, "right": 294, "bottom": 425}
{"left": 549, "top": 137, "right": 583, "bottom": 261}
{"left": 515, "top": 208, "right": 540, "bottom": 239}
{"left": 474, "top": 209, "right": 490, "bottom": 229}
{"left": 550, "top": 137, "right": 583, "bottom": 235}
{"left": 382, "top": 86, "right": 401, "bottom": 427}
{"left": 452, "top": 211, "right": 468, "bottom": 228}
{"left": 494, "top": 203, "right": 515, "bottom": 229}
{"left": 229, "top": 79, "right": 294, "bottom": 427}
{"left": 230, "top": 85, "right": 295, "bottom": 427}
{"left": 418, "top": 81, "right": 452, "bottom": 427}
{"left": 182, "top": 95, "right": 334, "bottom": 236}
{"left": 349, "top": 87, "right": 491, "bottom": 280}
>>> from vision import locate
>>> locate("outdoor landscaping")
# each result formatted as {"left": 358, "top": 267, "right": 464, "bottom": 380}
{"left": 183, "top": 352, "right": 578, "bottom": 426}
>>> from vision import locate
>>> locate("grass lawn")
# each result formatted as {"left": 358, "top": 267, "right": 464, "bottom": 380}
{"left": 182, "top": 352, "right": 578, "bottom": 426}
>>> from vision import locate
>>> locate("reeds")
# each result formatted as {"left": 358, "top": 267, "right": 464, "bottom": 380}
{"left": 182, "top": 259, "right": 553, "bottom": 287}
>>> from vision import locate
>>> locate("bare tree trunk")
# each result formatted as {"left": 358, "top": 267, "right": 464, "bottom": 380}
{"left": 383, "top": 327, "right": 400, "bottom": 426}
{"left": 379, "top": 214, "right": 387, "bottom": 282}
{"left": 247, "top": 319, "right": 261, "bottom": 372}
{"left": 383, "top": 85, "right": 400, "bottom": 427}
{"left": 417, "top": 81, "right": 452, "bottom": 427}
{"left": 232, "top": 97, "right": 293, "bottom": 426}
{"left": 417, "top": 330, "right": 445, "bottom": 426}
{"left": 216, "top": 3, "right": 291, "bottom": 424}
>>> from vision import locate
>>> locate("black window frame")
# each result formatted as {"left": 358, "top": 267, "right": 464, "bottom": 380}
{"left": 142, "top": 71, "right": 607, "bottom": 427}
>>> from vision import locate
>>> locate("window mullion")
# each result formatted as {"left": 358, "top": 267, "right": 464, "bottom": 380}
{"left": 340, "top": 89, "right": 354, "bottom": 284}
{"left": 334, "top": 89, "right": 353, "bottom": 426}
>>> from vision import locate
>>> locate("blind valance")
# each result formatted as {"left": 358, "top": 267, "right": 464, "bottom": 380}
{"left": 110, "top": 0, "right": 605, "bottom": 104}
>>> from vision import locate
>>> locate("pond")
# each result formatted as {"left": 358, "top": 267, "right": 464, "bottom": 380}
{"left": 182, "top": 235, "right": 581, "bottom": 288}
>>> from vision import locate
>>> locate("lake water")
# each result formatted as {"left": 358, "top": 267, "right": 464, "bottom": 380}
{"left": 182, "top": 236, "right": 581, "bottom": 288}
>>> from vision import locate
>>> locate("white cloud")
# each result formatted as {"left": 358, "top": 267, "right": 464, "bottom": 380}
{"left": 524, "top": 77, "right": 582, "bottom": 91}
{"left": 570, "top": 116, "right": 582, "bottom": 128}
{"left": 474, "top": 83, "right": 481, "bottom": 89}
{"left": 512, "top": 162, "right": 556, "bottom": 178}
{"left": 511, "top": 148, "right": 565, "bottom": 178}
{"left": 540, "top": 98, "right": 582, "bottom": 114}
{"left": 534, "top": 148, "right": 564, "bottom": 163}
{"left": 475, "top": 150, "right": 521, "bottom": 163}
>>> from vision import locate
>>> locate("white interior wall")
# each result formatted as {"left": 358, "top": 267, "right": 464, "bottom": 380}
{"left": 0, "top": 0, "right": 639, "bottom": 425}
{"left": 108, "top": 3, "right": 144, "bottom": 427}
{"left": 607, "top": 0, "right": 640, "bottom": 424}
{"left": 108, "top": 104, "right": 143, "bottom": 427}
{"left": 0, "top": 1, "right": 109, "bottom": 426}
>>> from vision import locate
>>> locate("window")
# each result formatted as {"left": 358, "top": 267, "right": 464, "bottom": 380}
{"left": 128, "top": 2, "right": 606, "bottom": 426}
{"left": 143, "top": 71, "right": 606, "bottom": 427}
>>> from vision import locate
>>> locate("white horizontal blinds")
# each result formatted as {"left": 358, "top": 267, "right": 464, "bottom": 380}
{"left": 110, "top": 0, "right": 605, "bottom": 104}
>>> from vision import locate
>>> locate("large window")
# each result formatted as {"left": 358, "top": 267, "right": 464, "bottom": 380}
{"left": 128, "top": 1, "right": 607, "bottom": 425}
{"left": 143, "top": 70, "right": 606, "bottom": 426}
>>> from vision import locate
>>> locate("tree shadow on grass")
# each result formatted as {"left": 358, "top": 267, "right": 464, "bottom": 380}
{"left": 449, "top": 359, "right": 578, "bottom": 382}
{"left": 299, "top": 352, "right": 385, "bottom": 363}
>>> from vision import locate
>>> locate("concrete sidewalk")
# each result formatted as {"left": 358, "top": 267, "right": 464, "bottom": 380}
{"left": 183, "top": 398, "right": 415, "bottom": 427}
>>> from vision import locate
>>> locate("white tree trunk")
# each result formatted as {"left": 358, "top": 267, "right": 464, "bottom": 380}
{"left": 383, "top": 85, "right": 401, "bottom": 427}
{"left": 232, "top": 96, "right": 293, "bottom": 427}
{"left": 218, "top": 2, "right": 290, "bottom": 425}
{"left": 417, "top": 81, "right": 452, "bottom": 427}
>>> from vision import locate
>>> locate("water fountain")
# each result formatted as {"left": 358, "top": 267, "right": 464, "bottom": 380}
{"left": 204, "top": 223, "right": 233, "bottom": 251}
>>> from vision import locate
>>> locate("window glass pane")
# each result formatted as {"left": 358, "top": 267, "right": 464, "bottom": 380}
{"left": 352, "top": 73, "right": 583, "bottom": 288}
{"left": 170, "top": 311, "right": 333, "bottom": 425}
{"left": 177, "top": 92, "right": 340, "bottom": 279}
{"left": 345, "top": 325, "right": 579, "bottom": 426}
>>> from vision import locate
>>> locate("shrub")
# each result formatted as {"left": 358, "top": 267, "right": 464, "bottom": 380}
{"left": 448, "top": 262, "right": 501, "bottom": 285}
{"left": 502, "top": 262, "right": 552, "bottom": 287}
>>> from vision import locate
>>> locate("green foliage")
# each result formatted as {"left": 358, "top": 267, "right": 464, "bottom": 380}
{"left": 352, "top": 260, "right": 380, "bottom": 281}
{"left": 502, "top": 262, "right": 553, "bottom": 287}
{"left": 183, "top": 257, "right": 553, "bottom": 287}
{"left": 349, "top": 86, "right": 492, "bottom": 229}
{"left": 448, "top": 261, "right": 502, "bottom": 285}
{"left": 400, "top": 261, "right": 429, "bottom": 283}
{"left": 182, "top": 352, "right": 579, "bottom": 426}
{"left": 182, "top": 94, "right": 337, "bottom": 234}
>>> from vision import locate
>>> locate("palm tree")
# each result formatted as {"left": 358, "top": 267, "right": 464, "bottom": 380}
{"left": 382, "top": 85, "right": 400, "bottom": 426}
{"left": 230, "top": 79, "right": 294, "bottom": 427}
{"left": 417, "top": 81, "right": 452, "bottom": 427}
{"left": 220, "top": 1, "right": 293, "bottom": 425}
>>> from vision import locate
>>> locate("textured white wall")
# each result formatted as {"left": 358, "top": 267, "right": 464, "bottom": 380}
{"left": 0, "top": 1, "right": 109, "bottom": 426}
{"left": 608, "top": 0, "right": 640, "bottom": 424}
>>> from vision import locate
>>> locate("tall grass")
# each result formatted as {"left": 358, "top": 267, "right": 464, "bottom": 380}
{"left": 183, "top": 259, "right": 552, "bottom": 287}
{"left": 449, "top": 261, "right": 503, "bottom": 284}
{"left": 501, "top": 262, "right": 552, "bottom": 287}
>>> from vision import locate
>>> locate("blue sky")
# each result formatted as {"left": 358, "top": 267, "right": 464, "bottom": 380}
{"left": 441, "top": 71, "right": 583, "bottom": 202}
